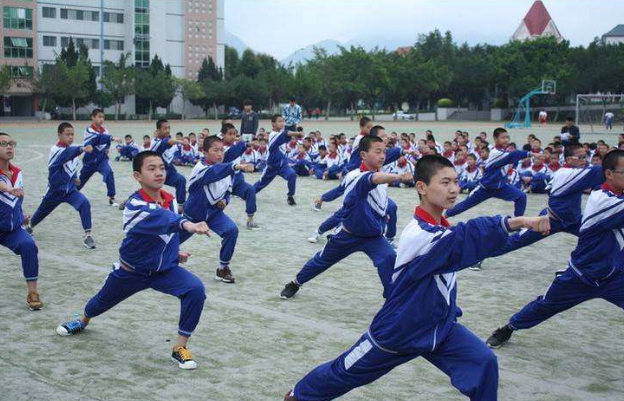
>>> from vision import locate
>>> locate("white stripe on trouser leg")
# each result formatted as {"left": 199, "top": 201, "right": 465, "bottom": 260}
{"left": 344, "top": 339, "right": 373, "bottom": 370}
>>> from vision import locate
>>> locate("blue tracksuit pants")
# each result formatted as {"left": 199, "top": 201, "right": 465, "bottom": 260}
{"left": 84, "top": 264, "right": 205, "bottom": 337}
{"left": 320, "top": 182, "right": 345, "bottom": 203}
{"left": 317, "top": 199, "right": 397, "bottom": 241}
{"left": 232, "top": 173, "right": 257, "bottom": 216}
{"left": 446, "top": 184, "right": 526, "bottom": 217}
{"left": 165, "top": 165, "right": 187, "bottom": 205}
{"left": 78, "top": 160, "right": 116, "bottom": 198}
{"left": 180, "top": 209, "right": 238, "bottom": 267}
{"left": 293, "top": 322, "right": 498, "bottom": 401}
{"left": 0, "top": 227, "right": 39, "bottom": 281}
{"left": 31, "top": 189, "right": 92, "bottom": 231}
{"left": 254, "top": 162, "right": 296, "bottom": 196}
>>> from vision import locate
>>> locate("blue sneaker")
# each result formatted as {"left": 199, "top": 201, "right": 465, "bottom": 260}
{"left": 56, "top": 319, "right": 86, "bottom": 336}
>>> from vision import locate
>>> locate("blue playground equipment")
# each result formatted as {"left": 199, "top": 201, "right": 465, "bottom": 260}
{"left": 506, "top": 80, "right": 556, "bottom": 129}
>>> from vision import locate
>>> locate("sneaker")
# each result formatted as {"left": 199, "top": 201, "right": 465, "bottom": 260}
{"left": 215, "top": 266, "right": 235, "bottom": 283}
{"left": 312, "top": 200, "right": 322, "bottom": 212}
{"left": 118, "top": 199, "right": 127, "bottom": 211}
{"left": 109, "top": 198, "right": 119, "bottom": 208}
{"left": 307, "top": 232, "right": 320, "bottom": 243}
{"left": 287, "top": 196, "right": 296, "bottom": 206}
{"left": 56, "top": 319, "right": 85, "bottom": 336}
{"left": 115, "top": 156, "right": 121, "bottom": 162}
{"left": 246, "top": 221, "right": 261, "bottom": 231}
{"left": 83, "top": 235, "right": 96, "bottom": 249}
{"left": 284, "top": 390, "right": 298, "bottom": 401}
{"left": 171, "top": 345, "right": 198, "bottom": 370}
{"left": 486, "top": 325, "right": 514, "bottom": 349}
{"left": 280, "top": 281, "right": 300, "bottom": 299}
{"left": 468, "top": 262, "right": 482, "bottom": 271}
{"left": 26, "top": 291, "right": 43, "bottom": 311}
{"left": 24, "top": 224, "right": 33, "bottom": 235}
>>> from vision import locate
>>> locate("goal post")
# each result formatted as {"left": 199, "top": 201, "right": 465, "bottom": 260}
{"left": 576, "top": 94, "right": 624, "bottom": 133}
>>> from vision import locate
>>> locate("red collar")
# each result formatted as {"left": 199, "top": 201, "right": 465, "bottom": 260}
{"left": 329, "top": 151, "right": 338, "bottom": 158}
{"left": 90, "top": 123, "right": 106, "bottom": 133}
{"left": 359, "top": 162, "right": 377, "bottom": 172}
{"left": 466, "top": 165, "right": 477, "bottom": 173}
{"left": 454, "top": 158, "right": 466, "bottom": 166}
{"left": 443, "top": 150, "right": 454, "bottom": 157}
{"left": 531, "top": 164, "right": 544, "bottom": 172}
{"left": 602, "top": 183, "right": 623, "bottom": 196}
{"left": 56, "top": 140, "right": 68, "bottom": 148}
{"left": 415, "top": 206, "right": 450, "bottom": 227}
{"left": 183, "top": 145, "right": 192, "bottom": 151}
{"left": 0, "top": 163, "right": 21, "bottom": 186}
{"left": 139, "top": 189, "right": 174, "bottom": 209}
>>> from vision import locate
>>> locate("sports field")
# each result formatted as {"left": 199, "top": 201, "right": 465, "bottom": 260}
{"left": 1, "top": 120, "right": 623, "bottom": 401}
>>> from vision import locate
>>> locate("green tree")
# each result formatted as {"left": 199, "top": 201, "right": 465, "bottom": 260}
{"left": 0, "top": 65, "right": 12, "bottom": 99}
{"left": 174, "top": 77, "right": 205, "bottom": 120}
{"left": 224, "top": 46, "right": 239, "bottom": 81}
{"left": 100, "top": 53, "right": 136, "bottom": 120}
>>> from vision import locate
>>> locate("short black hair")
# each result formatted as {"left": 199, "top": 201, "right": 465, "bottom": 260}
{"left": 133, "top": 150, "right": 162, "bottom": 172}
{"left": 359, "top": 135, "right": 383, "bottom": 152}
{"left": 57, "top": 122, "right": 73, "bottom": 134}
{"left": 143, "top": 135, "right": 150, "bottom": 140}
{"left": 271, "top": 114, "right": 282, "bottom": 123}
{"left": 175, "top": 132, "right": 184, "bottom": 137}
{"left": 243, "top": 99, "right": 252, "bottom": 106}
{"left": 91, "top": 108, "right": 104, "bottom": 117}
{"left": 427, "top": 134, "right": 436, "bottom": 142}
{"left": 602, "top": 149, "right": 624, "bottom": 176}
{"left": 203, "top": 136, "right": 222, "bottom": 152}
{"left": 480, "top": 146, "right": 490, "bottom": 153}
{"left": 359, "top": 116, "right": 371, "bottom": 127}
{"left": 564, "top": 143, "right": 584, "bottom": 158}
{"left": 415, "top": 155, "right": 454, "bottom": 185}
{"left": 493, "top": 127, "right": 507, "bottom": 139}
{"left": 189, "top": 132, "right": 196, "bottom": 137}
{"left": 124, "top": 134, "right": 132, "bottom": 139}
{"left": 221, "top": 123, "right": 236, "bottom": 135}
{"left": 522, "top": 144, "right": 532, "bottom": 152}
{"left": 318, "top": 145, "right": 327, "bottom": 152}
{"left": 156, "top": 119, "right": 168, "bottom": 129}
{"left": 467, "top": 153, "right": 477, "bottom": 160}
{"left": 0, "top": 132, "right": 10, "bottom": 138}
{"left": 290, "top": 96, "right": 296, "bottom": 102}
{"left": 444, "top": 141, "right": 452, "bottom": 146}
{"left": 369, "top": 125, "right": 385, "bottom": 137}
{"left": 566, "top": 116, "right": 574, "bottom": 122}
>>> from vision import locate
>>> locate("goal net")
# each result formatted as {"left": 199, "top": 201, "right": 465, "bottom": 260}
{"left": 576, "top": 94, "right": 624, "bottom": 134}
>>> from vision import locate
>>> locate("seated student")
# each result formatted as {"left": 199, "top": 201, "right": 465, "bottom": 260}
{"left": 292, "top": 144, "right": 314, "bottom": 177}
{"left": 256, "top": 138, "right": 268, "bottom": 172}
{"left": 176, "top": 137, "right": 199, "bottom": 166}
{"left": 547, "top": 151, "right": 561, "bottom": 172}
{"left": 312, "top": 145, "right": 329, "bottom": 179}
{"left": 188, "top": 133, "right": 198, "bottom": 153}
{"left": 389, "top": 157, "right": 415, "bottom": 188}
{"left": 442, "top": 141, "right": 455, "bottom": 162}
{"left": 139, "top": 134, "right": 152, "bottom": 152}
{"left": 520, "top": 157, "right": 552, "bottom": 194}
{"left": 460, "top": 154, "right": 482, "bottom": 193}
{"left": 182, "top": 137, "right": 254, "bottom": 284}
{"left": 478, "top": 146, "right": 490, "bottom": 170}
{"left": 175, "top": 131, "right": 184, "bottom": 141}
{"left": 280, "top": 135, "right": 414, "bottom": 300}
{"left": 324, "top": 142, "right": 343, "bottom": 180}
{"left": 285, "top": 137, "right": 299, "bottom": 159}
{"left": 284, "top": 155, "right": 549, "bottom": 401}
{"left": 56, "top": 151, "right": 209, "bottom": 369}
{"left": 507, "top": 166, "right": 521, "bottom": 189}
{"left": 453, "top": 149, "right": 467, "bottom": 177}
{"left": 27, "top": 122, "right": 97, "bottom": 249}
{"left": 0, "top": 132, "right": 43, "bottom": 311}
{"left": 115, "top": 134, "right": 140, "bottom": 161}
{"left": 242, "top": 142, "right": 262, "bottom": 171}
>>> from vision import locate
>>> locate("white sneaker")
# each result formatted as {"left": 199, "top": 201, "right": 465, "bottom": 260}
{"left": 109, "top": 199, "right": 119, "bottom": 207}
{"left": 307, "top": 232, "right": 319, "bottom": 243}
{"left": 312, "top": 201, "right": 322, "bottom": 212}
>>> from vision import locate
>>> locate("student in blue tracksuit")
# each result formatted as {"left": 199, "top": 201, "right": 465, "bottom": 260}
{"left": 280, "top": 136, "right": 414, "bottom": 300}
{"left": 219, "top": 123, "right": 260, "bottom": 230}
{"left": 27, "top": 123, "right": 96, "bottom": 249}
{"left": 446, "top": 128, "right": 544, "bottom": 218}
{"left": 77, "top": 108, "right": 122, "bottom": 206}
{"left": 489, "top": 143, "right": 604, "bottom": 258}
{"left": 283, "top": 155, "right": 549, "bottom": 401}
{"left": 115, "top": 134, "right": 140, "bottom": 161}
{"left": 487, "top": 149, "right": 624, "bottom": 349}
{"left": 181, "top": 136, "right": 254, "bottom": 284}
{"left": 253, "top": 114, "right": 302, "bottom": 206}
{"left": 0, "top": 132, "right": 42, "bottom": 311}
{"left": 149, "top": 119, "right": 187, "bottom": 211}
{"left": 56, "top": 151, "right": 209, "bottom": 370}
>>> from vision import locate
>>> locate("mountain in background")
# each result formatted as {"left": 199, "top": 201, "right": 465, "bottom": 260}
{"left": 225, "top": 31, "right": 250, "bottom": 55}
{"left": 280, "top": 39, "right": 344, "bottom": 66}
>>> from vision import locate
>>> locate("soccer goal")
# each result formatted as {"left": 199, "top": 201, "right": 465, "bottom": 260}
{"left": 576, "top": 94, "right": 624, "bottom": 134}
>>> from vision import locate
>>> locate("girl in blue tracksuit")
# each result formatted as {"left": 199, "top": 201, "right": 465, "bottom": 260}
{"left": 181, "top": 136, "right": 255, "bottom": 284}
{"left": 280, "top": 136, "right": 414, "bottom": 300}
{"left": 27, "top": 122, "right": 96, "bottom": 249}
{"left": 284, "top": 155, "right": 549, "bottom": 401}
{"left": 446, "top": 128, "right": 544, "bottom": 217}
{"left": 0, "top": 132, "right": 42, "bottom": 311}
{"left": 487, "top": 149, "right": 624, "bottom": 349}
{"left": 56, "top": 151, "right": 209, "bottom": 370}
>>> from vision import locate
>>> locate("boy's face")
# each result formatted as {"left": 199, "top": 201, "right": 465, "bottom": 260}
{"left": 143, "top": 137, "right": 150, "bottom": 145}
{"left": 0, "top": 135, "right": 16, "bottom": 161}
{"left": 480, "top": 149, "right": 489, "bottom": 160}
{"left": 134, "top": 156, "right": 166, "bottom": 191}
{"left": 362, "top": 121, "right": 373, "bottom": 135}
{"left": 467, "top": 156, "right": 476, "bottom": 167}
{"left": 92, "top": 112, "right": 105, "bottom": 126}
{"left": 59, "top": 128, "right": 75, "bottom": 146}
{"left": 496, "top": 132, "right": 510, "bottom": 148}
{"left": 176, "top": 133, "right": 183, "bottom": 140}
{"left": 592, "top": 156, "right": 601, "bottom": 166}
{"left": 319, "top": 148, "right": 327, "bottom": 157}
{"left": 206, "top": 141, "right": 225, "bottom": 164}
{"left": 182, "top": 138, "right": 190, "bottom": 146}
{"left": 417, "top": 167, "right": 459, "bottom": 210}
{"left": 361, "top": 142, "right": 386, "bottom": 170}
{"left": 223, "top": 128, "right": 236, "bottom": 144}
{"left": 328, "top": 144, "right": 336, "bottom": 153}
{"left": 533, "top": 157, "right": 543, "bottom": 167}
{"left": 125, "top": 137, "right": 133, "bottom": 145}
{"left": 158, "top": 122, "right": 171, "bottom": 137}
{"left": 202, "top": 129, "right": 209, "bottom": 136}
{"left": 480, "top": 133, "right": 487, "bottom": 141}
{"left": 189, "top": 134, "right": 196, "bottom": 142}
{"left": 606, "top": 156, "right": 624, "bottom": 192}
{"left": 456, "top": 150, "right": 465, "bottom": 160}
{"left": 272, "top": 117, "right": 285, "bottom": 131}
{"left": 244, "top": 105, "right": 252, "bottom": 112}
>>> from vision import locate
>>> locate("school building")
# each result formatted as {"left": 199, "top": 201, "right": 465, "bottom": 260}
{"left": 0, "top": 0, "right": 225, "bottom": 117}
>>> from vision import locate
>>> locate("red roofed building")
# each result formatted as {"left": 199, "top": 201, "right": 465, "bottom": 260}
{"left": 512, "top": 1, "right": 563, "bottom": 42}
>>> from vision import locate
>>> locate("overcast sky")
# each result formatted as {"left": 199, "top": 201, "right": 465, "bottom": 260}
{"left": 225, "top": 0, "right": 623, "bottom": 60}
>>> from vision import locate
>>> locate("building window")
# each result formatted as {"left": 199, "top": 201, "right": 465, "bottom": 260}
{"left": 104, "top": 39, "right": 124, "bottom": 51}
{"left": 61, "top": 37, "right": 99, "bottom": 50}
{"left": 43, "top": 35, "right": 57, "bottom": 47}
{"left": 42, "top": 6, "right": 56, "bottom": 18}
{"left": 10, "top": 66, "right": 33, "bottom": 78}
{"left": 3, "top": 37, "right": 33, "bottom": 58}
{"left": 135, "top": 0, "right": 150, "bottom": 67}
{"left": 60, "top": 8, "right": 98, "bottom": 21}
{"left": 3, "top": 7, "right": 33, "bottom": 30}
{"left": 103, "top": 12, "right": 124, "bottom": 23}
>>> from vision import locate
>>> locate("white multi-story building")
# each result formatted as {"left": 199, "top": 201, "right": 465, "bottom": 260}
{"left": 1, "top": 0, "right": 224, "bottom": 116}
{"left": 602, "top": 25, "right": 624, "bottom": 45}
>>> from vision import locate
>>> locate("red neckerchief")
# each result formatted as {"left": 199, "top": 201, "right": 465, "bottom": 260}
{"left": 532, "top": 147, "right": 542, "bottom": 154}
{"left": 244, "top": 148, "right": 253, "bottom": 155}
{"left": 183, "top": 145, "right": 192, "bottom": 151}
{"left": 494, "top": 144, "right": 507, "bottom": 151}
{"left": 297, "top": 152, "right": 306, "bottom": 160}
{"left": 602, "top": 183, "right": 623, "bottom": 196}
{"left": 507, "top": 167, "right": 515, "bottom": 175}
{"left": 56, "top": 140, "right": 68, "bottom": 148}
{"left": 531, "top": 164, "right": 544, "bottom": 172}
{"left": 190, "top": 140, "right": 197, "bottom": 146}
{"left": 415, "top": 206, "right": 450, "bottom": 227}
{"left": 521, "top": 159, "right": 531, "bottom": 168}
{"left": 138, "top": 188, "right": 174, "bottom": 209}
{"left": 258, "top": 146, "right": 267, "bottom": 153}
{"left": 466, "top": 165, "right": 477, "bottom": 173}
{"left": 90, "top": 123, "right": 106, "bottom": 133}
{"left": 144, "top": 141, "right": 151, "bottom": 148}
{"left": 549, "top": 161, "right": 561, "bottom": 171}
{"left": 398, "top": 158, "right": 407, "bottom": 168}
{"left": 443, "top": 150, "right": 454, "bottom": 158}
{"left": 454, "top": 158, "right": 466, "bottom": 166}
{"left": 0, "top": 163, "right": 21, "bottom": 186}
{"left": 329, "top": 151, "right": 338, "bottom": 159}
{"left": 359, "top": 162, "right": 377, "bottom": 172}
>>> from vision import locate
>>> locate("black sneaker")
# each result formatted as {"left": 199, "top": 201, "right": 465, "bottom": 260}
{"left": 280, "top": 281, "right": 300, "bottom": 299}
{"left": 215, "top": 266, "right": 235, "bottom": 283}
{"left": 486, "top": 325, "right": 514, "bottom": 349}
{"left": 109, "top": 198, "right": 119, "bottom": 207}
{"left": 83, "top": 235, "right": 96, "bottom": 249}
{"left": 171, "top": 345, "right": 197, "bottom": 370}
{"left": 287, "top": 196, "right": 296, "bottom": 206}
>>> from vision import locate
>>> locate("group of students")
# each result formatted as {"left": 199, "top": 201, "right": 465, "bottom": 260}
{"left": 2, "top": 109, "right": 624, "bottom": 399}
